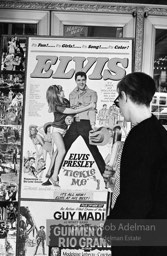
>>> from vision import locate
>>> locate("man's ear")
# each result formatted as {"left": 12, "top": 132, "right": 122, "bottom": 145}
{"left": 121, "top": 91, "right": 127, "bottom": 102}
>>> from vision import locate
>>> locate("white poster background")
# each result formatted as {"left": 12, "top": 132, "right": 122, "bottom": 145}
{"left": 21, "top": 37, "right": 132, "bottom": 199}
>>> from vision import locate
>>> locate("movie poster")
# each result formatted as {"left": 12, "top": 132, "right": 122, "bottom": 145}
{"left": 21, "top": 37, "right": 132, "bottom": 200}
{"left": 18, "top": 200, "right": 108, "bottom": 256}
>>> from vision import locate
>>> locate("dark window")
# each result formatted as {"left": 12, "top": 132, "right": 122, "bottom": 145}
{"left": 64, "top": 25, "right": 123, "bottom": 38}
{"left": 152, "top": 96, "right": 157, "bottom": 104}
{"left": 0, "top": 23, "right": 37, "bottom": 36}
{"left": 159, "top": 96, "right": 166, "bottom": 105}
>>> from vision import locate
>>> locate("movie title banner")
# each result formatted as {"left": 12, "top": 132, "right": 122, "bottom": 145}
{"left": 47, "top": 219, "right": 109, "bottom": 249}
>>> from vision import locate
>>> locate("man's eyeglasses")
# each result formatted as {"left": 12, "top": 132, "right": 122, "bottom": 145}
{"left": 113, "top": 94, "right": 121, "bottom": 108}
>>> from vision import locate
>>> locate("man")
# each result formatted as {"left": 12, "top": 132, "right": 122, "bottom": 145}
{"left": 12, "top": 147, "right": 17, "bottom": 173}
{"left": 103, "top": 72, "right": 167, "bottom": 256}
{"left": 6, "top": 202, "right": 17, "bottom": 229}
{"left": 97, "top": 104, "right": 108, "bottom": 126}
{"left": 63, "top": 71, "right": 105, "bottom": 174}
{"left": 24, "top": 157, "right": 37, "bottom": 178}
{"left": 7, "top": 184, "right": 17, "bottom": 201}
{"left": 34, "top": 225, "right": 46, "bottom": 255}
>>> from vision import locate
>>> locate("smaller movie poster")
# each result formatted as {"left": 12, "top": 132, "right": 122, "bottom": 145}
{"left": 18, "top": 200, "right": 107, "bottom": 256}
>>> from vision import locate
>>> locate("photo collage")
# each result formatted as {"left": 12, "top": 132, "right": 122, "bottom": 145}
{"left": 0, "top": 35, "right": 27, "bottom": 255}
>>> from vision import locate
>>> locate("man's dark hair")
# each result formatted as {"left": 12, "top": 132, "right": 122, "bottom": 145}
{"left": 117, "top": 72, "right": 156, "bottom": 106}
{"left": 75, "top": 71, "right": 87, "bottom": 81}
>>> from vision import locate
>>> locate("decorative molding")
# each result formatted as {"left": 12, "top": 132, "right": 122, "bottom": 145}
{"left": 145, "top": 7, "right": 167, "bottom": 16}
{"left": 1, "top": 2, "right": 166, "bottom": 74}
{"left": 0, "top": 1, "right": 136, "bottom": 13}
{"left": 134, "top": 7, "right": 145, "bottom": 72}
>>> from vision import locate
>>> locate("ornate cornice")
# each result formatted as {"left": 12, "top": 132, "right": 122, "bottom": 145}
{"left": 144, "top": 7, "right": 167, "bottom": 16}
{"left": 1, "top": 2, "right": 166, "bottom": 74}
{"left": 0, "top": 1, "right": 136, "bottom": 13}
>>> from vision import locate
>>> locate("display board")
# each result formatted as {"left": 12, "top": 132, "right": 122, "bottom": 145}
{"left": 0, "top": 35, "right": 133, "bottom": 256}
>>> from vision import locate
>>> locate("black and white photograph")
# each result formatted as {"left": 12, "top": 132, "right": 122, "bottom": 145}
{"left": 0, "top": 87, "right": 23, "bottom": 125}
{"left": 0, "top": 73, "right": 24, "bottom": 90}
{"left": 1, "top": 36, "right": 26, "bottom": 72}
{"left": 0, "top": 1, "right": 167, "bottom": 256}
{"left": 0, "top": 201, "right": 18, "bottom": 255}
{"left": 0, "top": 143, "right": 21, "bottom": 183}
